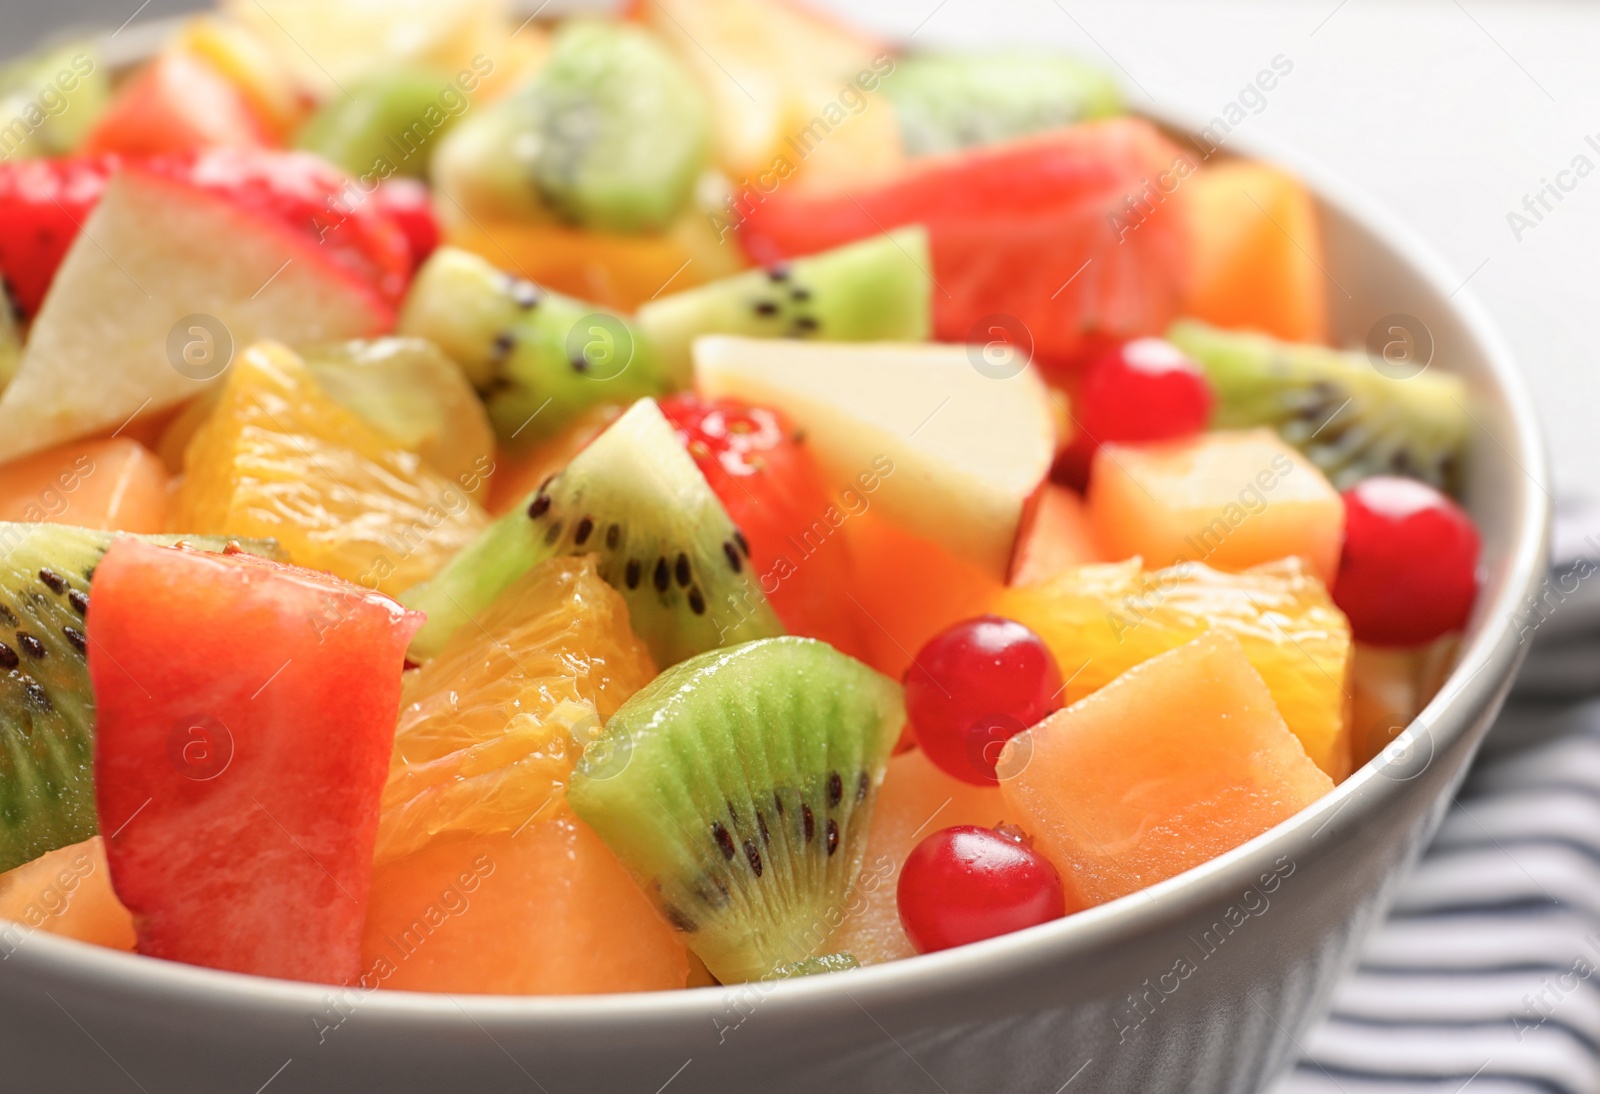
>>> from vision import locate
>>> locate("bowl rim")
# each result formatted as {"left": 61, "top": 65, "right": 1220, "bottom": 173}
{"left": 4, "top": 26, "right": 1553, "bottom": 1033}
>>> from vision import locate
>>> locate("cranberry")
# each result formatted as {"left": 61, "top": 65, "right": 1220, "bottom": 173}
{"left": 1334, "top": 476, "right": 1481, "bottom": 646}
{"left": 904, "top": 616, "right": 1063, "bottom": 785}
{"left": 1055, "top": 337, "right": 1215, "bottom": 486}
{"left": 898, "top": 825, "right": 1067, "bottom": 954}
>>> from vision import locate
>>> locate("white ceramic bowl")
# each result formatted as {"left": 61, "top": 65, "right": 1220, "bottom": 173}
{"left": 0, "top": 23, "right": 1551, "bottom": 1094}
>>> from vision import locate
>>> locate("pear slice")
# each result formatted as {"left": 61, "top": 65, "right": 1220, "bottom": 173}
{"left": 0, "top": 165, "right": 391, "bottom": 465}
{"left": 693, "top": 336, "right": 1055, "bottom": 577}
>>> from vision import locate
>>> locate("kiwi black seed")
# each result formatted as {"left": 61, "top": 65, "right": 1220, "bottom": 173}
{"left": 568, "top": 637, "right": 903, "bottom": 983}
{"left": 0, "top": 524, "right": 283, "bottom": 873}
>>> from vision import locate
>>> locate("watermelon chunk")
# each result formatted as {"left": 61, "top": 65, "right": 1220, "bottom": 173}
{"left": 737, "top": 117, "right": 1191, "bottom": 368}
{"left": 90, "top": 541, "right": 422, "bottom": 984}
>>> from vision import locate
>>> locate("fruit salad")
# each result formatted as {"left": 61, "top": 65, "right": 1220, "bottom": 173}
{"left": 0, "top": 0, "right": 1482, "bottom": 993}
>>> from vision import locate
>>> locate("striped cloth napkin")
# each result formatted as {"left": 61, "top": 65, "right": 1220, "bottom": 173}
{"left": 1273, "top": 551, "right": 1600, "bottom": 1093}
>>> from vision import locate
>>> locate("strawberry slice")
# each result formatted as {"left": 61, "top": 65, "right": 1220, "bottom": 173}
{"left": 0, "top": 155, "right": 121, "bottom": 319}
{"left": 90, "top": 541, "right": 422, "bottom": 984}
{"left": 659, "top": 393, "right": 867, "bottom": 660}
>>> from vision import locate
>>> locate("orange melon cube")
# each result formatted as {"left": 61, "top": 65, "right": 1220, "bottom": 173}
{"left": 828, "top": 748, "right": 1009, "bottom": 965}
{"left": 840, "top": 510, "right": 1001, "bottom": 680}
{"left": 362, "top": 823, "right": 688, "bottom": 995}
{"left": 443, "top": 212, "right": 745, "bottom": 313}
{"left": 0, "top": 438, "right": 169, "bottom": 532}
{"left": 1181, "top": 160, "right": 1329, "bottom": 344}
{"left": 1009, "top": 484, "right": 1103, "bottom": 586}
{"left": 0, "top": 837, "right": 136, "bottom": 952}
{"left": 999, "top": 631, "right": 1332, "bottom": 906}
{"left": 1087, "top": 428, "right": 1342, "bottom": 583}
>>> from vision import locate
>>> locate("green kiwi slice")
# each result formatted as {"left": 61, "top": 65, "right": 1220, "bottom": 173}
{"left": 568, "top": 637, "right": 902, "bottom": 984}
{"left": 634, "top": 228, "right": 933, "bottom": 387}
{"left": 294, "top": 65, "right": 461, "bottom": 179}
{"left": 883, "top": 53, "right": 1122, "bottom": 157}
{"left": 1168, "top": 319, "right": 1472, "bottom": 493}
{"left": 0, "top": 524, "right": 283, "bottom": 872}
{"left": 432, "top": 19, "right": 708, "bottom": 233}
{"left": 397, "top": 247, "right": 664, "bottom": 449}
{"left": 402, "top": 397, "right": 782, "bottom": 665}
{"left": 769, "top": 953, "right": 860, "bottom": 979}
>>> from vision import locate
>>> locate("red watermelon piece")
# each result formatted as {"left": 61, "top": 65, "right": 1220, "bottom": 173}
{"left": 738, "top": 117, "right": 1192, "bottom": 370}
{"left": 90, "top": 541, "right": 422, "bottom": 984}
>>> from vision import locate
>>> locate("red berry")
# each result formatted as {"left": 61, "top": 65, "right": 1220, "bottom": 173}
{"left": 372, "top": 178, "right": 440, "bottom": 272}
{"left": 904, "top": 615, "right": 1062, "bottom": 785}
{"left": 1334, "top": 476, "right": 1480, "bottom": 646}
{"left": 1056, "top": 337, "right": 1215, "bottom": 487}
{"left": 659, "top": 394, "right": 866, "bottom": 659}
{"left": 898, "top": 825, "right": 1067, "bottom": 954}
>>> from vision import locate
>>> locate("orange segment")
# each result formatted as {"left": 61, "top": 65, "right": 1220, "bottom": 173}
{"left": 998, "top": 631, "right": 1332, "bottom": 906}
{"left": 1181, "top": 160, "right": 1329, "bottom": 344}
{"left": 1088, "top": 428, "right": 1344, "bottom": 584}
{"left": 0, "top": 837, "right": 135, "bottom": 952}
{"left": 0, "top": 439, "right": 169, "bottom": 533}
{"left": 365, "top": 556, "right": 686, "bottom": 993}
{"left": 840, "top": 510, "right": 1002, "bottom": 681}
{"left": 169, "top": 342, "right": 489, "bottom": 594}
{"left": 992, "top": 557, "right": 1351, "bottom": 778}
{"left": 828, "top": 748, "right": 1006, "bottom": 965}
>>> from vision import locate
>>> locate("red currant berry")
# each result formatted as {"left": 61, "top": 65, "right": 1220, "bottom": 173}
{"left": 904, "top": 615, "right": 1063, "bottom": 786}
{"left": 898, "top": 825, "right": 1068, "bottom": 954}
{"left": 1054, "top": 337, "right": 1215, "bottom": 486}
{"left": 1334, "top": 476, "right": 1481, "bottom": 646}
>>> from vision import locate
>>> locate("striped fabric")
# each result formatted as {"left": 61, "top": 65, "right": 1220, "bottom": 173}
{"left": 1273, "top": 697, "right": 1600, "bottom": 1094}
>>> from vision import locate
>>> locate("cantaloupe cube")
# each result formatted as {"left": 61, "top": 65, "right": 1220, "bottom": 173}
{"left": 362, "top": 822, "right": 689, "bottom": 995}
{"left": 1087, "top": 428, "right": 1342, "bottom": 583}
{"left": 0, "top": 837, "right": 135, "bottom": 952}
{"left": 828, "top": 748, "right": 1009, "bottom": 965}
{"left": 0, "top": 438, "right": 169, "bottom": 532}
{"left": 840, "top": 509, "right": 1002, "bottom": 680}
{"left": 1181, "top": 160, "right": 1329, "bottom": 345}
{"left": 998, "top": 631, "right": 1332, "bottom": 906}
{"left": 1009, "top": 484, "right": 1103, "bottom": 586}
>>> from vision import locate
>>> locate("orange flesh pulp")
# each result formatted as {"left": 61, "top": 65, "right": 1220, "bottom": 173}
{"left": 0, "top": 438, "right": 169, "bottom": 532}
